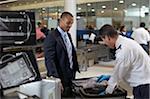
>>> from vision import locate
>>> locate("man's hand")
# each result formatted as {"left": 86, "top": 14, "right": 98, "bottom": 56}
{"left": 105, "top": 85, "right": 115, "bottom": 94}
{"left": 59, "top": 82, "right": 64, "bottom": 93}
{"left": 48, "top": 76, "right": 64, "bottom": 93}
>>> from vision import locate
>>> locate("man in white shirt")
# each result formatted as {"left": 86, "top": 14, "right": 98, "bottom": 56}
{"left": 131, "top": 22, "right": 150, "bottom": 54}
{"left": 98, "top": 24, "right": 150, "bottom": 99}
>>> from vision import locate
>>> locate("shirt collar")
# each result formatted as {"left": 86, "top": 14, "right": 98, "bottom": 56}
{"left": 115, "top": 35, "right": 122, "bottom": 50}
{"left": 57, "top": 26, "right": 66, "bottom": 37}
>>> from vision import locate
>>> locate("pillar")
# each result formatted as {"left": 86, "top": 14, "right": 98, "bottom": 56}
{"left": 64, "top": 0, "right": 77, "bottom": 47}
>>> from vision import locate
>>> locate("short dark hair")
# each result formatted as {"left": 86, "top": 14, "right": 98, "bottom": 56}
{"left": 140, "top": 22, "right": 145, "bottom": 27}
{"left": 120, "top": 25, "right": 125, "bottom": 32}
{"left": 60, "top": 12, "right": 73, "bottom": 19}
{"left": 37, "top": 22, "right": 41, "bottom": 26}
{"left": 99, "top": 24, "right": 118, "bottom": 38}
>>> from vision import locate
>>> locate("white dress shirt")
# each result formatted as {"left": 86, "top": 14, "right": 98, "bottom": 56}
{"left": 57, "top": 26, "right": 73, "bottom": 69}
{"left": 131, "top": 27, "right": 150, "bottom": 45}
{"left": 106, "top": 35, "right": 150, "bottom": 94}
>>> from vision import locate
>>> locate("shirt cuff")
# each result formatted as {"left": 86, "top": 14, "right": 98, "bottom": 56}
{"left": 105, "top": 84, "right": 116, "bottom": 94}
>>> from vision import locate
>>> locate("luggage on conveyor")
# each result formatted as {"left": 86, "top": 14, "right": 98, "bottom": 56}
{"left": 72, "top": 76, "right": 127, "bottom": 99}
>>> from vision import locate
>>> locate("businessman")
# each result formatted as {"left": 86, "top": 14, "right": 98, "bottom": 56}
{"left": 44, "top": 12, "right": 79, "bottom": 97}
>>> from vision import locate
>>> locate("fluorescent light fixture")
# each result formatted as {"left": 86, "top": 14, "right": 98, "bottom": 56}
{"left": 77, "top": 16, "right": 81, "bottom": 19}
{"left": 132, "top": 3, "right": 136, "bottom": 6}
{"left": 78, "top": 7, "right": 81, "bottom": 10}
{"left": 114, "top": 7, "right": 118, "bottom": 10}
{"left": 101, "top": 10, "right": 104, "bottom": 13}
{"left": 102, "top": 5, "right": 106, "bottom": 9}
{"left": 141, "top": 6, "right": 146, "bottom": 9}
{"left": 42, "top": 10, "right": 45, "bottom": 13}
{"left": 0, "top": 0, "right": 17, "bottom": 4}
{"left": 87, "top": 3, "right": 91, "bottom": 6}
{"left": 119, "top": 0, "right": 124, "bottom": 4}
{"left": 91, "top": 8, "right": 95, "bottom": 12}
{"left": 58, "top": 9, "right": 61, "bottom": 12}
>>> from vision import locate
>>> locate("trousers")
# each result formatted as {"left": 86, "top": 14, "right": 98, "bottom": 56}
{"left": 133, "top": 84, "right": 150, "bottom": 99}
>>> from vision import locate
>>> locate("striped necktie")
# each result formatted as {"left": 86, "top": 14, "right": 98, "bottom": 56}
{"left": 64, "top": 33, "right": 73, "bottom": 69}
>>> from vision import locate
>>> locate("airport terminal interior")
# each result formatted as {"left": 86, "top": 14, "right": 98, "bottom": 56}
{"left": 0, "top": 0, "right": 150, "bottom": 99}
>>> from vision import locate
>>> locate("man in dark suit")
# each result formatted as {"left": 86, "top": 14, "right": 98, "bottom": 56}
{"left": 44, "top": 12, "right": 79, "bottom": 97}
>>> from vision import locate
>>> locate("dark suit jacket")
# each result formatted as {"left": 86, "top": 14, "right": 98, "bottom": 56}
{"left": 44, "top": 28, "right": 79, "bottom": 86}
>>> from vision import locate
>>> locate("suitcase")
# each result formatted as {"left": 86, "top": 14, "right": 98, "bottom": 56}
{"left": 72, "top": 77, "right": 127, "bottom": 99}
{"left": 17, "top": 78, "right": 61, "bottom": 99}
{"left": 0, "top": 52, "right": 37, "bottom": 90}
{"left": 0, "top": 52, "right": 40, "bottom": 99}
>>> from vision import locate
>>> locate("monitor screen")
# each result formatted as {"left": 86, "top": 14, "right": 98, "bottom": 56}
{"left": 0, "top": 53, "right": 36, "bottom": 89}
{"left": 83, "top": 34, "right": 89, "bottom": 40}
{"left": 0, "top": 11, "right": 36, "bottom": 47}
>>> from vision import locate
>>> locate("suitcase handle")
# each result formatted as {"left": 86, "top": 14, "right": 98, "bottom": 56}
{"left": 0, "top": 54, "right": 15, "bottom": 64}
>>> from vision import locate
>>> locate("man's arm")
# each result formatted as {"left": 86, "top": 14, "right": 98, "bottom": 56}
{"left": 106, "top": 49, "right": 131, "bottom": 94}
{"left": 44, "top": 32, "right": 59, "bottom": 77}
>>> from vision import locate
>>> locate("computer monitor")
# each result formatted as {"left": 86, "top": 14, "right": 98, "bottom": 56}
{"left": 83, "top": 34, "right": 89, "bottom": 40}
{"left": 0, "top": 53, "right": 36, "bottom": 90}
{"left": 0, "top": 11, "right": 36, "bottom": 47}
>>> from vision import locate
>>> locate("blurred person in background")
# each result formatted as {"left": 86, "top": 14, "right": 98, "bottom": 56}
{"left": 36, "top": 22, "right": 46, "bottom": 42}
{"left": 41, "top": 24, "right": 50, "bottom": 37}
{"left": 131, "top": 22, "right": 150, "bottom": 54}
{"left": 119, "top": 25, "right": 127, "bottom": 37}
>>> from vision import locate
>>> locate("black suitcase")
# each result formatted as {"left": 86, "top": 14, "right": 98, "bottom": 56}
{"left": 72, "top": 77, "right": 127, "bottom": 99}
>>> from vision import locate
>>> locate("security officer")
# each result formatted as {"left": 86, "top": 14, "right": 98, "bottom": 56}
{"left": 98, "top": 24, "right": 150, "bottom": 99}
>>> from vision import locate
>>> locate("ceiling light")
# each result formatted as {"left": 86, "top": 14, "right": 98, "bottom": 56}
{"left": 58, "top": 9, "right": 61, "bottom": 12}
{"left": 0, "top": 0, "right": 17, "bottom": 4}
{"left": 101, "top": 11, "right": 104, "bottom": 13}
{"left": 119, "top": 0, "right": 124, "bottom": 4}
{"left": 87, "top": 3, "right": 91, "bottom": 6}
{"left": 78, "top": 7, "right": 81, "bottom": 10}
{"left": 91, "top": 8, "right": 95, "bottom": 12}
{"left": 132, "top": 3, "right": 136, "bottom": 6}
{"left": 141, "top": 6, "right": 146, "bottom": 9}
{"left": 77, "top": 16, "right": 81, "bottom": 19}
{"left": 102, "top": 5, "right": 106, "bottom": 9}
{"left": 42, "top": 11, "right": 45, "bottom": 13}
{"left": 114, "top": 7, "right": 118, "bottom": 11}
{"left": 42, "top": 8, "right": 46, "bottom": 10}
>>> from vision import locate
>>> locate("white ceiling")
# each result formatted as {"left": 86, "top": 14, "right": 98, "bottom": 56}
{"left": 0, "top": 0, "right": 149, "bottom": 12}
